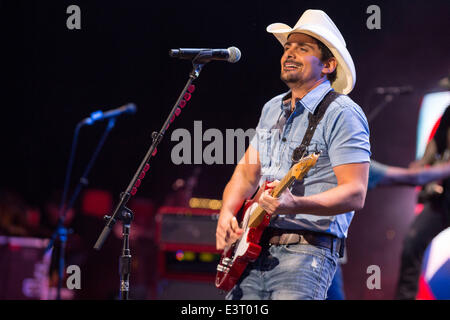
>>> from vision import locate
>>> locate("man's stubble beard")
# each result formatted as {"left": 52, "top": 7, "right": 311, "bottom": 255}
{"left": 280, "top": 71, "right": 304, "bottom": 87}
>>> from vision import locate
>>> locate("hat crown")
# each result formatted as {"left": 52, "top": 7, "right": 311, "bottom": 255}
{"left": 292, "top": 10, "right": 346, "bottom": 47}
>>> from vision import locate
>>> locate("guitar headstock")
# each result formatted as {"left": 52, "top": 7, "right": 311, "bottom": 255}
{"left": 290, "top": 151, "right": 320, "bottom": 180}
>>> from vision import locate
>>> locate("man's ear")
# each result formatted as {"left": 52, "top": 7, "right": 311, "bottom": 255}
{"left": 322, "top": 57, "right": 337, "bottom": 76}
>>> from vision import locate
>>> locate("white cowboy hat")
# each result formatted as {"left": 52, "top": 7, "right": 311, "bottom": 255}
{"left": 267, "top": 9, "right": 356, "bottom": 94}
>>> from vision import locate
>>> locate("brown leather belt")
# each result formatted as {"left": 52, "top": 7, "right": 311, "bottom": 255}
{"left": 262, "top": 228, "right": 345, "bottom": 258}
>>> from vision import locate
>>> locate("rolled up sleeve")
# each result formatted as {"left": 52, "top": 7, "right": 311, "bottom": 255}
{"left": 326, "top": 103, "right": 371, "bottom": 167}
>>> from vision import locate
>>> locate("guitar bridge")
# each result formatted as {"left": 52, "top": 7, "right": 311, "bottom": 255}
{"left": 217, "top": 264, "right": 230, "bottom": 273}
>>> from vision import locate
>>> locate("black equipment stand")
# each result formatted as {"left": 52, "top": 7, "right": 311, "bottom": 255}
{"left": 367, "top": 93, "right": 394, "bottom": 123}
{"left": 45, "top": 117, "right": 117, "bottom": 300}
{"left": 94, "top": 62, "right": 205, "bottom": 300}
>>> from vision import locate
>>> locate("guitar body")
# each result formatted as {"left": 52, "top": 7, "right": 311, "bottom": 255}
{"left": 215, "top": 152, "right": 320, "bottom": 291}
{"left": 215, "top": 183, "right": 271, "bottom": 291}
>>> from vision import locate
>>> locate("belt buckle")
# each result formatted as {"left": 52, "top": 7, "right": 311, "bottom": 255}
{"left": 268, "top": 235, "right": 280, "bottom": 246}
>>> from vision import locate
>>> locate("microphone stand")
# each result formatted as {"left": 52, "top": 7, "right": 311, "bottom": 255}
{"left": 93, "top": 62, "right": 205, "bottom": 300}
{"left": 367, "top": 93, "right": 394, "bottom": 123}
{"left": 45, "top": 117, "right": 117, "bottom": 299}
{"left": 366, "top": 86, "right": 414, "bottom": 123}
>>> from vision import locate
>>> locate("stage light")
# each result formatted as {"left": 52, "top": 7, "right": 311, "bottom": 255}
{"left": 199, "top": 252, "right": 215, "bottom": 263}
{"left": 175, "top": 250, "right": 184, "bottom": 261}
{"left": 184, "top": 251, "right": 196, "bottom": 261}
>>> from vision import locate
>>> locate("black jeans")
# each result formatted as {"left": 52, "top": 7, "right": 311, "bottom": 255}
{"left": 395, "top": 200, "right": 449, "bottom": 299}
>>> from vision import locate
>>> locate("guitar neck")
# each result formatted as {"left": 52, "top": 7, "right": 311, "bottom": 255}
{"left": 271, "top": 171, "right": 296, "bottom": 198}
{"left": 245, "top": 152, "right": 319, "bottom": 229}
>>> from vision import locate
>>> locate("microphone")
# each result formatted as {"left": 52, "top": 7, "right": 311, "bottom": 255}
{"left": 374, "top": 86, "right": 413, "bottom": 95}
{"left": 81, "top": 103, "right": 137, "bottom": 126}
{"left": 169, "top": 46, "right": 241, "bottom": 63}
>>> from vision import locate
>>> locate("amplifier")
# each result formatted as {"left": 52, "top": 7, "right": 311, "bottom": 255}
{"left": 0, "top": 236, "right": 52, "bottom": 299}
{"left": 155, "top": 206, "right": 222, "bottom": 291}
{"left": 155, "top": 206, "right": 220, "bottom": 247}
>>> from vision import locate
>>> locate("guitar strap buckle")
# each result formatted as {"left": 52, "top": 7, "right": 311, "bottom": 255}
{"left": 291, "top": 146, "right": 306, "bottom": 164}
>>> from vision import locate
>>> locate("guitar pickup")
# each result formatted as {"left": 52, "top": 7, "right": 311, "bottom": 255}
{"left": 222, "top": 257, "right": 232, "bottom": 266}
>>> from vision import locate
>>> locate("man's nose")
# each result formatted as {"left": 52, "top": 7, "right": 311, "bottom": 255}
{"left": 284, "top": 47, "right": 295, "bottom": 59}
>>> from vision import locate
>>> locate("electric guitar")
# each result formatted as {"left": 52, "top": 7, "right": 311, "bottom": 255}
{"left": 215, "top": 152, "right": 320, "bottom": 291}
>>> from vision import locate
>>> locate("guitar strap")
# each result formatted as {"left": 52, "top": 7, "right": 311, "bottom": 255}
{"left": 291, "top": 90, "right": 341, "bottom": 166}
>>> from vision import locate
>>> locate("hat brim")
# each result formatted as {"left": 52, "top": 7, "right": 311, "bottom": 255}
{"left": 267, "top": 24, "right": 356, "bottom": 95}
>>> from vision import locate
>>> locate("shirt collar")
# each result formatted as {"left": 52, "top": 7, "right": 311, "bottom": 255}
{"left": 281, "top": 80, "right": 333, "bottom": 114}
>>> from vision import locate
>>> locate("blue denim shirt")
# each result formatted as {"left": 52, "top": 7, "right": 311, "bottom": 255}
{"left": 250, "top": 80, "right": 371, "bottom": 238}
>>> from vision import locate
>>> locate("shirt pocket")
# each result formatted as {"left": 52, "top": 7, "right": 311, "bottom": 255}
{"left": 255, "top": 129, "right": 272, "bottom": 168}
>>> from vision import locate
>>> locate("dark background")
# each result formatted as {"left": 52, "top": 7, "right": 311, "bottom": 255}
{"left": 0, "top": 0, "right": 449, "bottom": 299}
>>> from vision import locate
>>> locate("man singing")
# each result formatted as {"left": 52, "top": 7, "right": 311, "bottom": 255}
{"left": 216, "top": 9, "right": 371, "bottom": 299}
